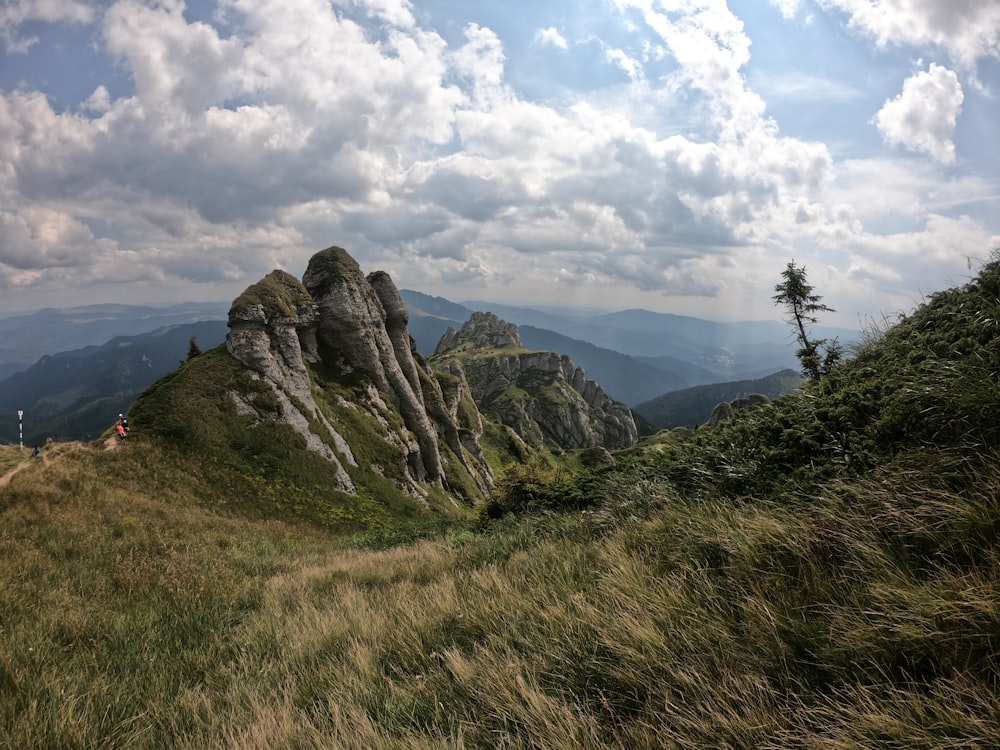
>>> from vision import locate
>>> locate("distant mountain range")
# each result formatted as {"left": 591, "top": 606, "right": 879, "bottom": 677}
{"left": 401, "top": 289, "right": 857, "bottom": 403}
{"left": 632, "top": 369, "right": 806, "bottom": 431}
{"left": 0, "top": 290, "right": 858, "bottom": 442}
{"left": 0, "top": 321, "right": 228, "bottom": 445}
{"left": 0, "top": 301, "right": 231, "bottom": 374}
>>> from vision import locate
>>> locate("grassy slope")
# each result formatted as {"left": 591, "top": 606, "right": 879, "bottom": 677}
{"left": 127, "top": 346, "right": 474, "bottom": 531}
{"left": 1, "top": 260, "right": 999, "bottom": 747}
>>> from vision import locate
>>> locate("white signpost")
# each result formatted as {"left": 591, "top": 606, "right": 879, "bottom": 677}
{"left": 18, "top": 410, "right": 23, "bottom": 450}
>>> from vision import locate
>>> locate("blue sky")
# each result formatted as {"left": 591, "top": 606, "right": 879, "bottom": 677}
{"left": 1, "top": 0, "right": 998, "bottom": 327}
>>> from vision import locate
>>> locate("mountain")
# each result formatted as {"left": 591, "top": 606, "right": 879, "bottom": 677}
{"left": 398, "top": 290, "right": 473, "bottom": 354}
{"left": 401, "top": 289, "right": 859, "bottom": 387}
{"left": 3, "top": 255, "right": 1000, "bottom": 748}
{"left": 165, "top": 246, "right": 498, "bottom": 524}
{"left": 0, "top": 301, "right": 231, "bottom": 375}
{"left": 430, "top": 311, "right": 638, "bottom": 451}
{"left": 633, "top": 368, "right": 805, "bottom": 430}
{"left": 517, "top": 325, "right": 687, "bottom": 405}
{"left": 401, "top": 290, "right": 685, "bottom": 406}
{"left": 0, "top": 320, "right": 228, "bottom": 445}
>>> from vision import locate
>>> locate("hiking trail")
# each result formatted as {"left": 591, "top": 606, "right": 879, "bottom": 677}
{"left": 0, "top": 442, "right": 91, "bottom": 489}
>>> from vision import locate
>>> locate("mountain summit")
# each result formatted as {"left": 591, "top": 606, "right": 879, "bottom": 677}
{"left": 431, "top": 311, "right": 638, "bottom": 451}
{"left": 224, "top": 247, "right": 494, "bottom": 504}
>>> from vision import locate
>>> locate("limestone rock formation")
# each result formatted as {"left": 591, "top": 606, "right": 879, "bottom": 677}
{"left": 432, "top": 312, "right": 638, "bottom": 451}
{"left": 706, "top": 393, "right": 770, "bottom": 427}
{"left": 226, "top": 270, "right": 356, "bottom": 493}
{"left": 226, "top": 247, "right": 492, "bottom": 503}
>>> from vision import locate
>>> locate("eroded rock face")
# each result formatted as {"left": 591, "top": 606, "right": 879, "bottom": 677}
{"left": 435, "top": 311, "right": 521, "bottom": 353}
{"left": 433, "top": 311, "right": 638, "bottom": 451}
{"left": 303, "top": 248, "right": 444, "bottom": 484}
{"left": 226, "top": 270, "right": 356, "bottom": 493}
{"left": 226, "top": 247, "right": 492, "bottom": 502}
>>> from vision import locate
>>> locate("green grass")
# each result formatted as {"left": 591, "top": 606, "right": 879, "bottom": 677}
{"left": 3, "top": 438, "right": 997, "bottom": 748}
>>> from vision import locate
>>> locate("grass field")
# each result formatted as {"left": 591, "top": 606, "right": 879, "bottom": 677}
{"left": 4, "top": 258, "right": 1000, "bottom": 748}
{"left": 2, "top": 436, "right": 998, "bottom": 748}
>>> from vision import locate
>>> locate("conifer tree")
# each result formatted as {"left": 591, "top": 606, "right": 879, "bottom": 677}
{"left": 773, "top": 260, "right": 841, "bottom": 379}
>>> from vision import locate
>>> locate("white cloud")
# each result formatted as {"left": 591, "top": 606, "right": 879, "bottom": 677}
{"left": 0, "top": 0, "right": 997, "bottom": 325}
{"left": 534, "top": 26, "right": 568, "bottom": 50}
{"left": 613, "top": 0, "right": 767, "bottom": 141}
{"left": 604, "top": 47, "right": 642, "bottom": 83}
{"left": 0, "top": 0, "right": 93, "bottom": 51}
{"left": 821, "top": 0, "right": 1000, "bottom": 70}
{"left": 769, "top": 0, "right": 803, "bottom": 20}
{"left": 103, "top": 0, "right": 244, "bottom": 116}
{"left": 873, "top": 63, "right": 964, "bottom": 164}
{"left": 756, "top": 72, "right": 863, "bottom": 103}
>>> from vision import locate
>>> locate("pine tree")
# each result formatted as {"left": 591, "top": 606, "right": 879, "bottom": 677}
{"left": 773, "top": 260, "right": 841, "bottom": 379}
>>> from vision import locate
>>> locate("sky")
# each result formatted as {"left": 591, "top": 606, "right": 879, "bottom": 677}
{"left": 1, "top": 0, "right": 999, "bottom": 328}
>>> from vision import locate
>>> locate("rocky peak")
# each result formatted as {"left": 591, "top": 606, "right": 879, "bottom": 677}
{"left": 226, "top": 246, "right": 492, "bottom": 503}
{"left": 433, "top": 313, "right": 638, "bottom": 451}
{"left": 434, "top": 311, "right": 521, "bottom": 354}
{"left": 226, "top": 269, "right": 355, "bottom": 492}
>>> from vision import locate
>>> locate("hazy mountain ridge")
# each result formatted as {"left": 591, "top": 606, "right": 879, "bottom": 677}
{"left": 633, "top": 368, "right": 805, "bottom": 430}
{"left": 402, "top": 288, "right": 857, "bottom": 389}
{"left": 0, "top": 301, "right": 231, "bottom": 375}
{"left": 0, "top": 321, "right": 228, "bottom": 445}
{"left": 1, "top": 289, "right": 851, "bottom": 444}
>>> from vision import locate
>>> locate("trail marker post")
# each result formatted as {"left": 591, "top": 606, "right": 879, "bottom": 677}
{"left": 18, "top": 410, "right": 23, "bottom": 450}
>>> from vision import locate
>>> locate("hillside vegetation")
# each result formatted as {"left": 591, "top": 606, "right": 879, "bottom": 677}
{"left": 2, "top": 259, "right": 1000, "bottom": 747}
{"left": 633, "top": 367, "right": 804, "bottom": 430}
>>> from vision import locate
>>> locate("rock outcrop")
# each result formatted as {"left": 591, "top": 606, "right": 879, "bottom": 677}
{"left": 225, "top": 270, "right": 356, "bottom": 492}
{"left": 226, "top": 247, "right": 492, "bottom": 503}
{"left": 706, "top": 392, "right": 770, "bottom": 427}
{"left": 432, "top": 312, "right": 638, "bottom": 451}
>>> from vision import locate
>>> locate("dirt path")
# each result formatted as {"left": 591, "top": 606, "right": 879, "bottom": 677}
{"left": 0, "top": 456, "right": 30, "bottom": 488}
{"left": 0, "top": 441, "right": 90, "bottom": 489}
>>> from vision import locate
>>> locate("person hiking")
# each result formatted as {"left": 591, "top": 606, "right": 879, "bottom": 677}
{"left": 116, "top": 422, "right": 127, "bottom": 441}
{"left": 119, "top": 414, "right": 129, "bottom": 435}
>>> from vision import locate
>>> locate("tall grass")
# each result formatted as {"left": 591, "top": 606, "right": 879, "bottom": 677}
{"left": 2, "top": 437, "right": 998, "bottom": 748}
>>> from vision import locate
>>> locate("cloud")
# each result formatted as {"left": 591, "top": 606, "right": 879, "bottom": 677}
{"left": 755, "top": 72, "right": 863, "bottom": 103}
{"left": 0, "top": 0, "right": 93, "bottom": 52}
{"left": 534, "top": 26, "right": 568, "bottom": 50}
{"left": 768, "top": 0, "right": 804, "bottom": 20}
{"left": 873, "top": 63, "right": 964, "bottom": 163}
{"left": 821, "top": 0, "right": 1000, "bottom": 70}
{"left": 0, "top": 0, "right": 996, "bottom": 324}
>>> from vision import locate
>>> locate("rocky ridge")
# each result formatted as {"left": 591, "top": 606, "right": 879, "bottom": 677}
{"left": 432, "top": 311, "right": 638, "bottom": 451}
{"left": 226, "top": 247, "right": 492, "bottom": 503}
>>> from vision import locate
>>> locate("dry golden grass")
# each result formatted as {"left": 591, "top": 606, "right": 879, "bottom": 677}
{"left": 1, "top": 438, "right": 998, "bottom": 748}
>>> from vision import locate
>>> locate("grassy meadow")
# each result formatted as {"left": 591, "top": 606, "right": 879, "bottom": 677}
{"left": 2, "top": 434, "right": 998, "bottom": 748}
{"left": 2, "top": 259, "right": 1000, "bottom": 748}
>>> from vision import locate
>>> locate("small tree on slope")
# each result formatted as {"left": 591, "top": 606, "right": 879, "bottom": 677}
{"left": 773, "top": 260, "right": 842, "bottom": 379}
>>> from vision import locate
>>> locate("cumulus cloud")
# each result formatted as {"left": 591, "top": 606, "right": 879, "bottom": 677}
{"left": 874, "top": 64, "right": 964, "bottom": 163}
{"left": 0, "top": 0, "right": 93, "bottom": 52}
{"left": 769, "top": 0, "right": 804, "bottom": 20}
{"left": 821, "top": 0, "right": 1000, "bottom": 70}
{"left": 534, "top": 26, "right": 568, "bottom": 50}
{"left": 0, "top": 0, "right": 995, "bottom": 323}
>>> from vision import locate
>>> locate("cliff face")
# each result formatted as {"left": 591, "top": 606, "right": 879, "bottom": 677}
{"left": 432, "top": 312, "right": 638, "bottom": 451}
{"left": 226, "top": 247, "right": 492, "bottom": 504}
